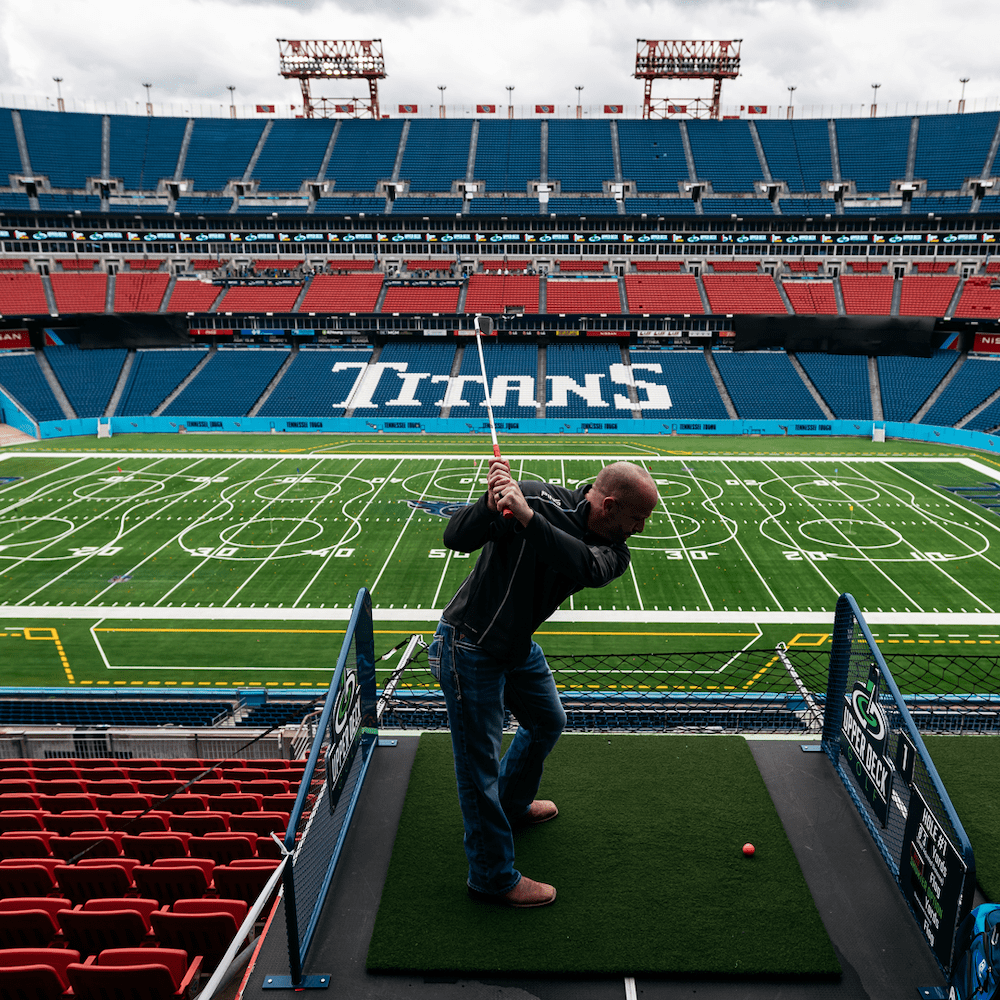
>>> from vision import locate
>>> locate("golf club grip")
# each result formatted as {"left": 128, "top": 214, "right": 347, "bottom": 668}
{"left": 491, "top": 444, "right": 514, "bottom": 519}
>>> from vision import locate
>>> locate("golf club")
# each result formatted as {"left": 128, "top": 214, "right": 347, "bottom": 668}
{"left": 473, "top": 314, "right": 513, "bottom": 519}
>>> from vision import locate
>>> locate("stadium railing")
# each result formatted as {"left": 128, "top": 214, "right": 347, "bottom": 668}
{"left": 821, "top": 592, "right": 977, "bottom": 976}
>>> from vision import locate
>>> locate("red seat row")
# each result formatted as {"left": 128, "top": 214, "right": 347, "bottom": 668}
{"left": 0, "top": 790, "right": 298, "bottom": 814}
{"left": 0, "top": 808, "right": 290, "bottom": 836}
{"left": 0, "top": 756, "right": 303, "bottom": 771}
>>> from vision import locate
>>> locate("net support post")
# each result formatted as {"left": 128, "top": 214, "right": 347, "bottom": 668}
{"left": 821, "top": 593, "right": 853, "bottom": 757}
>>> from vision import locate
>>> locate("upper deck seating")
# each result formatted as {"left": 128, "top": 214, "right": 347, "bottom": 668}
{"left": 214, "top": 285, "right": 302, "bottom": 313}
{"left": 686, "top": 120, "right": 761, "bottom": 193}
{"left": 114, "top": 273, "right": 170, "bottom": 313}
{"left": 299, "top": 274, "right": 383, "bottom": 313}
{"left": 463, "top": 274, "right": 540, "bottom": 314}
{"left": 400, "top": 121, "right": 473, "bottom": 192}
{"left": 913, "top": 112, "right": 999, "bottom": 191}
{"left": 49, "top": 274, "right": 106, "bottom": 314}
{"left": 324, "top": 119, "right": 404, "bottom": 192}
{"left": 0, "top": 274, "right": 48, "bottom": 315}
{"left": 839, "top": 275, "right": 893, "bottom": 315}
{"left": 109, "top": 115, "right": 188, "bottom": 191}
{"left": 0, "top": 352, "right": 63, "bottom": 420}
{"left": 381, "top": 285, "right": 460, "bottom": 313}
{"left": 617, "top": 119, "right": 689, "bottom": 194}
{"left": 165, "top": 280, "right": 222, "bottom": 313}
{"left": 836, "top": 117, "right": 911, "bottom": 193}
{"left": 545, "top": 280, "right": 620, "bottom": 314}
{"left": 547, "top": 121, "right": 615, "bottom": 193}
{"left": 473, "top": 120, "right": 541, "bottom": 195}
{"left": 898, "top": 275, "right": 960, "bottom": 316}
{"left": 701, "top": 275, "right": 786, "bottom": 314}
{"left": 755, "top": 120, "right": 833, "bottom": 194}
{"left": 20, "top": 110, "right": 101, "bottom": 188}
{"left": 184, "top": 120, "right": 265, "bottom": 191}
{"left": 624, "top": 275, "right": 704, "bottom": 314}
{"left": 255, "top": 120, "right": 335, "bottom": 192}
{"left": 713, "top": 350, "right": 824, "bottom": 419}
{"left": 783, "top": 280, "right": 838, "bottom": 314}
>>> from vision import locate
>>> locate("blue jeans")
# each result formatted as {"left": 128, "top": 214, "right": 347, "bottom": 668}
{"left": 428, "top": 619, "right": 566, "bottom": 896}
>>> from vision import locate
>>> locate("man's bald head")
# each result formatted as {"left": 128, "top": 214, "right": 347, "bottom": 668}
{"left": 587, "top": 462, "right": 659, "bottom": 543}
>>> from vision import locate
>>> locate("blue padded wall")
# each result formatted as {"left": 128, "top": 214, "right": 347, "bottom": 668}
{"left": 617, "top": 119, "right": 690, "bottom": 193}
{"left": 401, "top": 120, "right": 473, "bottom": 192}
{"left": 474, "top": 120, "right": 540, "bottom": 193}
{"left": 755, "top": 119, "right": 833, "bottom": 194}
{"left": 255, "top": 119, "right": 335, "bottom": 192}
{"left": 117, "top": 349, "right": 208, "bottom": 416}
{"left": 714, "top": 351, "right": 824, "bottom": 420}
{"left": 20, "top": 110, "right": 102, "bottom": 189}
{"left": 836, "top": 117, "right": 911, "bottom": 193}
{"left": 0, "top": 352, "right": 63, "bottom": 421}
{"left": 259, "top": 348, "right": 372, "bottom": 418}
{"left": 913, "top": 112, "right": 999, "bottom": 191}
{"left": 184, "top": 119, "right": 266, "bottom": 190}
{"left": 46, "top": 345, "right": 126, "bottom": 418}
{"left": 686, "top": 120, "right": 761, "bottom": 193}
{"left": 325, "top": 119, "right": 404, "bottom": 192}
{"left": 109, "top": 115, "right": 188, "bottom": 191}
{"left": 547, "top": 121, "right": 615, "bottom": 193}
{"left": 877, "top": 350, "right": 957, "bottom": 423}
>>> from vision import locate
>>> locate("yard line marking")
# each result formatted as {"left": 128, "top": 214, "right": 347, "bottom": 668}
{"left": 680, "top": 463, "right": 782, "bottom": 610}
{"left": 0, "top": 455, "right": 92, "bottom": 498}
{"left": 790, "top": 459, "right": 922, "bottom": 609}
{"left": 430, "top": 458, "right": 483, "bottom": 609}
{"left": 17, "top": 456, "right": 217, "bottom": 604}
{"left": 86, "top": 456, "right": 254, "bottom": 605}
{"left": 222, "top": 459, "right": 354, "bottom": 606}
{"left": 290, "top": 457, "right": 371, "bottom": 607}
{"left": 851, "top": 461, "right": 997, "bottom": 611}
{"left": 0, "top": 454, "right": 179, "bottom": 590}
{"left": 154, "top": 456, "right": 308, "bottom": 606}
{"left": 721, "top": 460, "right": 840, "bottom": 599}
{"left": 640, "top": 459, "right": 713, "bottom": 611}
{"left": 372, "top": 458, "right": 449, "bottom": 599}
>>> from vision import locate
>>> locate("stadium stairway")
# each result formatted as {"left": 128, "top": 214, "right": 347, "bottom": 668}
{"left": 104, "top": 349, "right": 135, "bottom": 417}
{"left": 151, "top": 343, "right": 216, "bottom": 417}
{"left": 785, "top": 353, "right": 835, "bottom": 418}
{"left": 869, "top": 356, "right": 884, "bottom": 420}
{"left": 703, "top": 347, "right": 738, "bottom": 418}
{"left": 911, "top": 351, "right": 967, "bottom": 423}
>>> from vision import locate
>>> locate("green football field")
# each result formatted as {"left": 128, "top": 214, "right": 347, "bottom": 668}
{"left": 2, "top": 433, "right": 1000, "bottom": 690}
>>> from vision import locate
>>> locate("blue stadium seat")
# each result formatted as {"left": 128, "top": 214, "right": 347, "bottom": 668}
{"left": 836, "top": 117, "right": 911, "bottom": 193}
{"left": 796, "top": 352, "right": 871, "bottom": 419}
{"left": 258, "top": 348, "right": 373, "bottom": 418}
{"left": 0, "top": 111, "right": 26, "bottom": 183}
{"left": 910, "top": 196, "right": 973, "bottom": 215}
{"left": 467, "top": 197, "right": 538, "bottom": 214}
{"left": 0, "top": 352, "right": 63, "bottom": 421}
{"left": 184, "top": 120, "right": 266, "bottom": 190}
{"left": 455, "top": 341, "right": 538, "bottom": 421}
{"left": 366, "top": 342, "right": 456, "bottom": 418}
{"left": 755, "top": 120, "right": 833, "bottom": 194}
{"left": 701, "top": 198, "right": 774, "bottom": 215}
{"left": 913, "top": 112, "right": 999, "bottom": 191}
{"left": 473, "top": 120, "right": 541, "bottom": 194}
{"left": 255, "top": 119, "right": 336, "bottom": 192}
{"left": 20, "top": 110, "right": 101, "bottom": 188}
{"left": 623, "top": 196, "right": 696, "bottom": 215}
{"left": 778, "top": 198, "right": 837, "bottom": 215}
{"left": 0, "top": 193, "right": 32, "bottom": 210}
{"left": 174, "top": 197, "right": 235, "bottom": 214}
{"left": 877, "top": 351, "right": 959, "bottom": 423}
{"left": 400, "top": 121, "right": 473, "bottom": 192}
{"left": 686, "top": 120, "right": 762, "bottom": 193}
{"left": 547, "top": 121, "right": 615, "bottom": 193}
{"left": 923, "top": 355, "right": 1000, "bottom": 427}
{"left": 45, "top": 345, "right": 127, "bottom": 418}
{"left": 713, "top": 350, "right": 824, "bottom": 419}
{"left": 617, "top": 120, "right": 690, "bottom": 194}
{"left": 109, "top": 116, "right": 188, "bottom": 191}
{"left": 391, "top": 198, "right": 464, "bottom": 215}
{"left": 325, "top": 119, "right": 404, "bottom": 192}
{"left": 629, "top": 349, "right": 729, "bottom": 420}
{"left": 117, "top": 348, "right": 209, "bottom": 416}
{"left": 36, "top": 194, "right": 102, "bottom": 212}
{"left": 162, "top": 348, "right": 289, "bottom": 417}
{"left": 964, "top": 395, "right": 1000, "bottom": 433}
{"left": 546, "top": 197, "right": 619, "bottom": 215}
{"left": 315, "top": 197, "right": 386, "bottom": 215}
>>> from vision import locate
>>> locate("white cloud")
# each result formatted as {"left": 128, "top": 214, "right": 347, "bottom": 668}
{"left": 0, "top": 0, "right": 995, "bottom": 118}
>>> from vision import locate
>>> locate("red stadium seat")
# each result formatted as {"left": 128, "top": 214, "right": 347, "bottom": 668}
{"left": 0, "top": 906, "right": 64, "bottom": 948}
{"left": 247, "top": 759, "right": 294, "bottom": 771}
{"left": 0, "top": 896, "right": 72, "bottom": 920}
{"left": 701, "top": 275, "right": 788, "bottom": 314}
{"left": 783, "top": 280, "right": 838, "bottom": 315}
{"left": 189, "top": 835, "right": 255, "bottom": 865}
{"left": 135, "top": 780, "right": 184, "bottom": 798}
{"left": 68, "top": 948, "right": 202, "bottom": 1000}
{"left": 84, "top": 779, "right": 139, "bottom": 795}
{"left": 463, "top": 274, "right": 540, "bottom": 314}
{"left": 262, "top": 793, "right": 298, "bottom": 813}
{"left": 33, "top": 768, "right": 80, "bottom": 780}
{"left": 83, "top": 897, "right": 161, "bottom": 931}
{"left": 0, "top": 273, "right": 48, "bottom": 314}
{"left": 709, "top": 261, "right": 760, "bottom": 272}
{"left": 158, "top": 760, "right": 211, "bottom": 771}
{"left": 239, "top": 780, "right": 289, "bottom": 796}
{"left": 58, "top": 906, "right": 152, "bottom": 955}
{"left": 218, "top": 768, "right": 268, "bottom": 782}
{"left": 0, "top": 862, "right": 58, "bottom": 897}
{"left": 173, "top": 897, "right": 246, "bottom": 921}
{"left": 114, "top": 273, "right": 171, "bottom": 313}
{"left": 119, "top": 759, "right": 162, "bottom": 769}
{"left": 0, "top": 833, "right": 52, "bottom": 858}
{"left": 168, "top": 812, "right": 230, "bottom": 836}
{"left": 39, "top": 793, "right": 98, "bottom": 814}
{"left": 0, "top": 792, "right": 41, "bottom": 811}
{"left": 50, "top": 834, "right": 122, "bottom": 861}
{"left": 381, "top": 285, "right": 461, "bottom": 314}
{"left": 228, "top": 812, "right": 289, "bottom": 837}
{"left": 633, "top": 260, "right": 682, "bottom": 272}
{"left": 545, "top": 280, "right": 621, "bottom": 315}
{"left": 839, "top": 275, "right": 893, "bottom": 315}
{"left": 207, "top": 793, "right": 263, "bottom": 814}
{"left": 212, "top": 862, "right": 279, "bottom": 906}
{"left": 170, "top": 767, "right": 220, "bottom": 781}
{"left": 132, "top": 864, "right": 210, "bottom": 905}
{"left": 0, "top": 856, "right": 63, "bottom": 876}
{"left": 55, "top": 864, "right": 134, "bottom": 904}
{"left": 126, "top": 768, "right": 174, "bottom": 782}
{"left": 149, "top": 909, "right": 244, "bottom": 970}
{"left": 623, "top": 275, "right": 704, "bottom": 314}
{"left": 157, "top": 794, "right": 208, "bottom": 815}
{"left": 166, "top": 280, "right": 225, "bottom": 313}
{"left": 0, "top": 811, "right": 45, "bottom": 832}
{"left": 105, "top": 812, "right": 170, "bottom": 833}
{"left": 215, "top": 285, "right": 302, "bottom": 313}
{"left": 49, "top": 273, "right": 107, "bottom": 313}
{"left": 44, "top": 811, "right": 109, "bottom": 835}
{"left": 188, "top": 780, "right": 239, "bottom": 796}
{"left": 121, "top": 834, "right": 188, "bottom": 864}
{"left": 0, "top": 948, "right": 81, "bottom": 994}
{"left": 77, "top": 856, "right": 142, "bottom": 878}
{"left": 95, "top": 793, "right": 153, "bottom": 814}
{"left": 0, "top": 778, "right": 35, "bottom": 793}
{"left": 898, "top": 275, "right": 960, "bottom": 316}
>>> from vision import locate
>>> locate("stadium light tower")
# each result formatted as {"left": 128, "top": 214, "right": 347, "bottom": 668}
{"left": 53, "top": 77, "right": 64, "bottom": 113}
{"left": 277, "top": 39, "right": 386, "bottom": 119}
{"left": 634, "top": 39, "right": 741, "bottom": 120}
{"left": 959, "top": 77, "right": 970, "bottom": 114}
{"left": 142, "top": 82, "right": 153, "bottom": 117}
{"left": 506, "top": 85, "right": 514, "bottom": 120}
{"left": 871, "top": 82, "right": 880, "bottom": 118}
{"left": 787, "top": 85, "right": 796, "bottom": 120}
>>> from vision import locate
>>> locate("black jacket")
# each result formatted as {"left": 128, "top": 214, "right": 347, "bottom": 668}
{"left": 441, "top": 480, "right": 630, "bottom": 661}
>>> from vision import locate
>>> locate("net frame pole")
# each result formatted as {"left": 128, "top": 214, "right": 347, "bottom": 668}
{"left": 264, "top": 586, "right": 376, "bottom": 990}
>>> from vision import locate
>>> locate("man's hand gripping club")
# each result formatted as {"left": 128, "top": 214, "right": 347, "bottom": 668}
{"left": 487, "top": 456, "right": 533, "bottom": 527}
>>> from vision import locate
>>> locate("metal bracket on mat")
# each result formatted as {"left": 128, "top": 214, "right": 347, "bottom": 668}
{"left": 916, "top": 988, "right": 948, "bottom": 999}
{"left": 262, "top": 974, "right": 330, "bottom": 989}
{"left": 378, "top": 738, "right": 397, "bottom": 747}
{"left": 800, "top": 744, "right": 823, "bottom": 752}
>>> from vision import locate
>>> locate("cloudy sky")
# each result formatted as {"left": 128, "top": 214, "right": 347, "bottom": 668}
{"left": 0, "top": 0, "right": 994, "bottom": 118}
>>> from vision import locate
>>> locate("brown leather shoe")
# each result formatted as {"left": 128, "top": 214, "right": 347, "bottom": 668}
{"left": 524, "top": 799, "right": 558, "bottom": 825}
{"left": 468, "top": 876, "right": 557, "bottom": 908}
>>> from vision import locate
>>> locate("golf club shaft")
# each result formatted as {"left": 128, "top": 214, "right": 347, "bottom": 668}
{"left": 474, "top": 320, "right": 513, "bottom": 519}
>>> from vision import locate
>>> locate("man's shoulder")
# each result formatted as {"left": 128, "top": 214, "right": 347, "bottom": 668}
{"left": 522, "top": 480, "right": 589, "bottom": 513}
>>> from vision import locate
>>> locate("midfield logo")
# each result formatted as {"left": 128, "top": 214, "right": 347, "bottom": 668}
{"left": 402, "top": 499, "right": 471, "bottom": 519}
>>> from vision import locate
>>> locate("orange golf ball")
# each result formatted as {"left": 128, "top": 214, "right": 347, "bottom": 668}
{"left": 743, "top": 843, "right": 755, "bottom": 857}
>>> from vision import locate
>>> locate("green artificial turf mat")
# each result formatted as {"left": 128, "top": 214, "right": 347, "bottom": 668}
{"left": 367, "top": 733, "right": 839, "bottom": 977}
{"left": 923, "top": 736, "right": 1000, "bottom": 901}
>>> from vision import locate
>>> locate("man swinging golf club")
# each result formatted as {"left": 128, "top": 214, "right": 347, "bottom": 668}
{"left": 429, "top": 430, "right": 659, "bottom": 906}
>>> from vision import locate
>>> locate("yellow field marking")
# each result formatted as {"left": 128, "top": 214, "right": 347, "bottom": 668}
{"left": 536, "top": 630, "right": 760, "bottom": 637}
{"left": 743, "top": 655, "right": 777, "bottom": 690}
{"left": 788, "top": 633, "right": 830, "bottom": 647}
{"left": 24, "top": 627, "right": 74, "bottom": 684}
{"left": 95, "top": 627, "right": 348, "bottom": 635}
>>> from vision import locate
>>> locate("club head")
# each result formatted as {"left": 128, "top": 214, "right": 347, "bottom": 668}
{"left": 475, "top": 315, "right": 494, "bottom": 336}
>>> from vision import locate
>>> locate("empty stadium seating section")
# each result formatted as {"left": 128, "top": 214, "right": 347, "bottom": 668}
{"left": 162, "top": 349, "right": 288, "bottom": 417}
{"left": 714, "top": 351, "right": 824, "bottom": 420}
